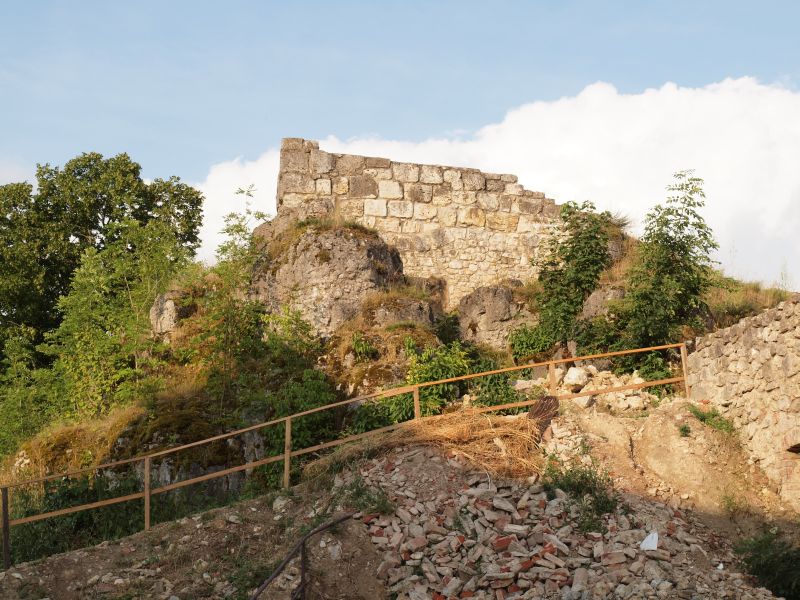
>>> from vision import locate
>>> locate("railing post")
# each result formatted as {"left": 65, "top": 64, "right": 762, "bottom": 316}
{"left": 547, "top": 362, "right": 557, "bottom": 396}
{"left": 2, "top": 486, "right": 11, "bottom": 569}
{"left": 283, "top": 418, "right": 292, "bottom": 489}
{"left": 413, "top": 387, "right": 421, "bottom": 420}
{"left": 143, "top": 456, "right": 151, "bottom": 531}
{"left": 680, "top": 343, "right": 691, "bottom": 399}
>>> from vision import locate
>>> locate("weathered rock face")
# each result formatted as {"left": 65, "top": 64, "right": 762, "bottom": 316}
{"left": 580, "top": 285, "right": 625, "bottom": 320}
{"left": 687, "top": 296, "right": 800, "bottom": 511}
{"left": 274, "top": 138, "right": 561, "bottom": 308}
{"left": 251, "top": 226, "right": 403, "bottom": 337}
{"left": 458, "top": 283, "right": 536, "bottom": 349}
{"left": 149, "top": 290, "right": 196, "bottom": 340}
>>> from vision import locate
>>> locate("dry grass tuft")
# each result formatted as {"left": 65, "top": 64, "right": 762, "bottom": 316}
{"left": 1, "top": 405, "right": 145, "bottom": 485}
{"left": 305, "top": 408, "right": 544, "bottom": 480}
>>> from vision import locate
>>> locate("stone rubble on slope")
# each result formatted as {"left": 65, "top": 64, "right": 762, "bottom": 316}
{"left": 338, "top": 445, "right": 776, "bottom": 600}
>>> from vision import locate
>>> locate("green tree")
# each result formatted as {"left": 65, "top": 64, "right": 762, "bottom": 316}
{"left": 621, "top": 171, "right": 718, "bottom": 346}
{"left": 0, "top": 153, "right": 203, "bottom": 362}
{"left": 42, "top": 219, "right": 189, "bottom": 416}
{"left": 536, "top": 201, "right": 612, "bottom": 346}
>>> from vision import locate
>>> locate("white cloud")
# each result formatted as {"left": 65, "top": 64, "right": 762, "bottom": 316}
{"left": 198, "top": 77, "right": 800, "bottom": 288}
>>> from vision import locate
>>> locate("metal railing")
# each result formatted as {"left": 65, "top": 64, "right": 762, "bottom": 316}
{"left": 250, "top": 511, "right": 355, "bottom": 600}
{"left": 0, "top": 342, "right": 689, "bottom": 568}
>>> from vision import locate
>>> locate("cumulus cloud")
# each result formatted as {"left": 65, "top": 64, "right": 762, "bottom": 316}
{"left": 198, "top": 77, "right": 800, "bottom": 288}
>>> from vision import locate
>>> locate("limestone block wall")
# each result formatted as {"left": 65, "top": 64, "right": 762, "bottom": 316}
{"left": 687, "top": 297, "right": 800, "bottom": 511}
{"left": 276, "top": 138, "right": 561, "bottom": 307}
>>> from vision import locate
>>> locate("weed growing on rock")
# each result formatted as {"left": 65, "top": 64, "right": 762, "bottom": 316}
{"left": 542, "top": 459, "right": 618, "bottom": 533}
{"left": 341, "top": 476, "right": 394, "bottom": 514}
{"left": 688, "top": 404, "right": 735, "bottom": 434}
{"left": 351, "top": 332, "right": 379, "bottom": 362}
{"left": 678, "top": 423, "right": 691, "bottom": 437}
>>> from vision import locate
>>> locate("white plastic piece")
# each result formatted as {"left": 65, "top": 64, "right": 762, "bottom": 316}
{"left": 639, "top": 531, "right": 659, "bottom": 551}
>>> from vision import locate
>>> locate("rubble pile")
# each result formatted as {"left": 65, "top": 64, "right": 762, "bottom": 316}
{"left": 334, "top": 446, "right": 776, "bottom": 600}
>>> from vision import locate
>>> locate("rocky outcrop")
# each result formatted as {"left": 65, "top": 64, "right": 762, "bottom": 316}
{"left": 687, "top": 296, "right": 800, "bottom": 511}
{"left": 580, "top": 285, "right": 625, "bottom": 320}
{"left": 251, "top": 225, "right": 403, "bottom": 337}
{"left": 458, "top": 282, "right": 536, "bottom": 349}
{"left": 149, "top": 290, "right": 196, "bottom": 340}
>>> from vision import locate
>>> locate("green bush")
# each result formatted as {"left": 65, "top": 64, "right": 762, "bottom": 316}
{"left": 508, "top": 324, "right": 555, "bottom": 362}
{"left": 385, "top": 342, "right": 471, "bottom": 422}
{"left": 735, "top": 531, "right": 800, "bottom": 599}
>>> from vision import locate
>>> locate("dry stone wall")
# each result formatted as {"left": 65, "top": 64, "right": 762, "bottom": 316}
{"left": 276, "top": 138, "right": 561, "bottom": 308}
{"left": 687, "top": 297, "right": 800, "bottom": 511}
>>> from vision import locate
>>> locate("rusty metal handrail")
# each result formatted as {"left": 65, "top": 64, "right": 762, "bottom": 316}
{"left": 250, "top": 512, "right": 355, "bottom": 600}
{"left": 0, "top": 342, "right": 688, "bottom": 568}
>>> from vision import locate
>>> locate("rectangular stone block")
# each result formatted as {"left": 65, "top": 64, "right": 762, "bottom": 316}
{"left": 281, "top": 149, "right": 309, "bottom": 172}
{"left": 365, "top": 167, "right": 393, "bottom": 180}
{"left": 501, "top": 174, "right": 518, "bottom": 183}
{"left": 337, "top": 198, "right": 364, "bottom": 219}
{"left": 336, "top": 154, "right": 366, "bottom": 174}
{"left": 393, "top": 162, "right": 420, "bottom": 182}
{"left": 279, "top": 172, "right": 315, "bottom": 195}
{"left": 405, "top": 183, "right": 432, "bottom": 203}
{"left": 365, "top": 156, "right": 391, "bottom": 168}
{"left": 364, "top": 198, "right": 388, "bottom": 217}
{"left": 505, "top": 183, "right": 524, "bottom": 195}
{"left": 477, "top": 191, "right": 499, "bottom": 211}
{"left": 375, "top": 217, "right": 401, "bottom": 233}
{"left": 438, "top": 206, "right": 457, "bottom": 227}
{"left": 315, "top": 178, "right": 332, "bottom": 195}
{"left": 348, "top": 175, "right": 378, "bottom": 198}
{"left": 333, "top": 177, "right": 349, "bottom": 195}
{"left": 401, "top": 219, "right": 421, "bottom": 233}
{"left": 462, "top": 171, "right": 486, "bottom": 191}
{"left": 458, "top": 207, "right": 486, "bottom": 227}
{"left": 281, "top": 138, "right": 304, "bottom": 150}
{"left": 432, "top": 184, "right": 452, "bottom": 205}
{"left": 388, "top": 200, "right": 414, "bottom": 218}
{"left": 310, "top": 149, "right": 334, "bottom": 174}
{"left": 413, "top": 203, "right": 437, "bottom": 220}
{"left": 486, "top": 212, "right": 519, "bottom": 232}
{"left": 443, "top": 169, "right": 463, "bottom": 190}
{"left": 420, "top": 165, "right": 444, "bottom": 184}
{"left": 517, "top": 214, "right": 542, "bottom": 233}
{"left": 513, "top": 198, "right": 541, "bottom": 214}
{"left": 379, "top": 180, "right": 403, "bottom": 199}
{"left": 486, "top": 179, "right": 505, "bottom": 192}
{"left": 452, "top": 191, "right": 477, "bottom": 205}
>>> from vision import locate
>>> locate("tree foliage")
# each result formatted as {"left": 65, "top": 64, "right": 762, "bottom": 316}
{"left": 619, "top": 171, "right": 718, "bottom": 347}
{"left": 0, "top": 153, "right": 203, "bottom": 361}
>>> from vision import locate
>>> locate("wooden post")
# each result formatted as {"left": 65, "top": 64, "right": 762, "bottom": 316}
{"left": 680, "top": 343, "right": 691, "bottom": 399}
{"left": 547, "top": 362, "right": 557, "bottom": 396}
{"left": 143, "top": 456, "right": 151, "bottom": 531}
{"left": 413, "top": 387, "right": 421, "bottom": 420}
{"left": 283, "top": 418, "right": 292, "bottom": 489}
{"left": 2, "top": 486, "right": 10, "bottom": 569}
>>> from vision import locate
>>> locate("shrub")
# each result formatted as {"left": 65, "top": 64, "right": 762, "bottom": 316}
{"left": 735, "top": 531, "right": 800, "bottom": 599}
{"left": 385, "top": 342, "right": 471, "bottom": 422}
{"left": 508, "top": 324, "right": 555, "bottom": 363}
{"left": 678, "top": 424, "right": 691, "bottom": 437}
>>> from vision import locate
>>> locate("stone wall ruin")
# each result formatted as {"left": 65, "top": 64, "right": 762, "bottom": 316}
{"left": 275, "top": 138, "right": 561, "bottom": 308}
{"left": 687, "top": 297, "right": 800, "bottom": 511}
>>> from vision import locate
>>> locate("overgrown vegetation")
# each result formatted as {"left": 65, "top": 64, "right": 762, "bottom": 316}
{"left": 735, "top": 531, "right": 800, "bottom": 600}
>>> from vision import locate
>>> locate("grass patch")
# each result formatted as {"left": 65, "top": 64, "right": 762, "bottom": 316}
{"left": 705, "top": 272, "right": 789, "bottom": 329}
{"left": 688, "top": 404, "right": 735, "bottom": 434}
{"left": 678, "top": 423, "right": 691, "bottom": 437}
{"left": 542, "top": 459, "right": 618, "bottom": 533}
{"left": 720, "top": 490, "right": 749, "bottom": 518}
{"left": 735, "top": 531, "right": 800, "bottom": 600}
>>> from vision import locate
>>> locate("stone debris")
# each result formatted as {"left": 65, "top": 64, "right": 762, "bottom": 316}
{"left": 335, "top": 445, "right": 777, "bottom": 600}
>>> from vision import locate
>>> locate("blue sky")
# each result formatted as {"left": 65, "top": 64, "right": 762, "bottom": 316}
{"left": 2, "top": 1, "right": 800, "bottom": 285}
{"left": 1, "top": 1, "right": 798, "bottom": 181}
